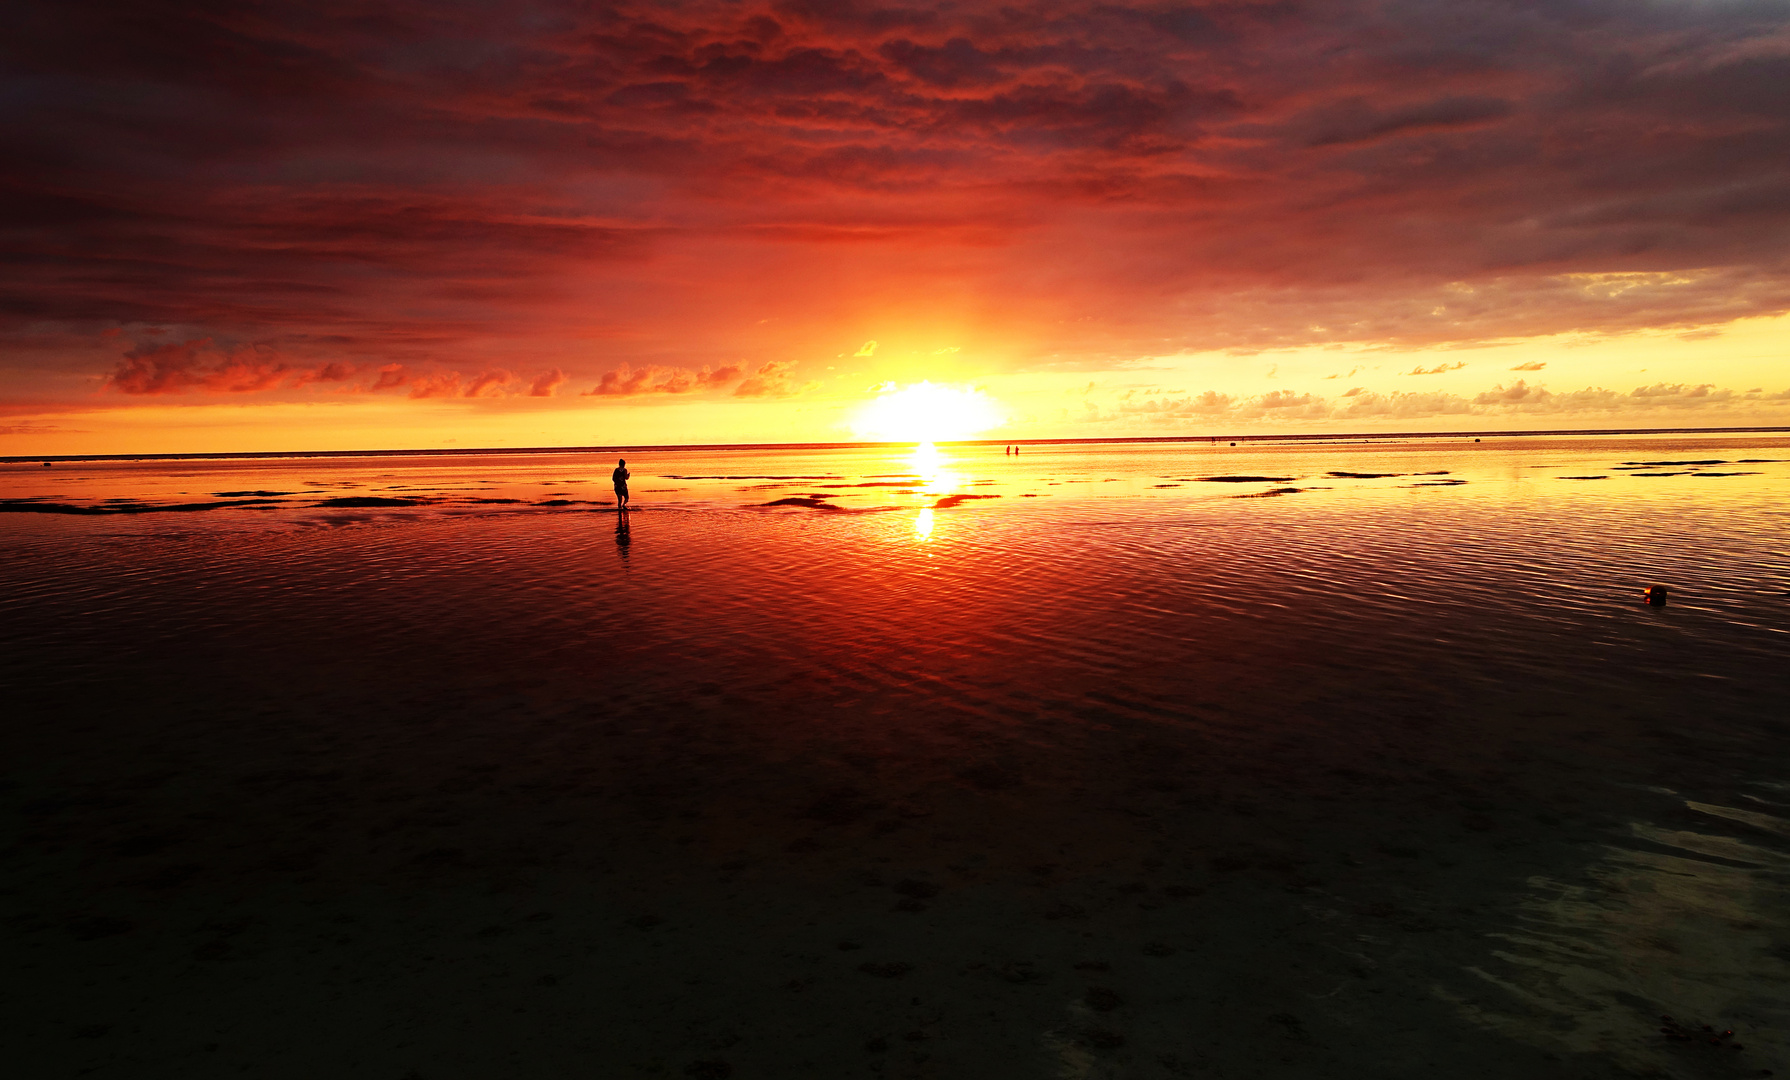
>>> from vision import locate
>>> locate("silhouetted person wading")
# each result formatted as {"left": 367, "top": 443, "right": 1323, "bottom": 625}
{"left": 613, "top": 458, "right": 631, "bottom": 510}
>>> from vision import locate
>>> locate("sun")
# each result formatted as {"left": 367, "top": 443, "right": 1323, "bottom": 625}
{"left": 852, "top": 381, "right": 1004, "bottom": 443}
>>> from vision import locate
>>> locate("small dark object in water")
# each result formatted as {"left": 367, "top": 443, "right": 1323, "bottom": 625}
{"left": 1645, "top": 585, "right": 1669, "bottom": 606}
{"left": 43, "top": 461, "right": 51, "bottom": 466}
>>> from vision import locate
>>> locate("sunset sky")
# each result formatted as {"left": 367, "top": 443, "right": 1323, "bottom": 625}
{"left": 4, "top": 0, "right": 1789, "bottom": 454}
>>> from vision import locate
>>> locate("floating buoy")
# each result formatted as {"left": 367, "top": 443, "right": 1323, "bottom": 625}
{"left": 1644, "top": 585, "right": 1669, "bottom": 606}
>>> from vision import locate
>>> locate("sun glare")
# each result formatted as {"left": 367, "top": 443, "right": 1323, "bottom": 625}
{"left": 852, "top": 381, "right": 1003, "bottom": 444}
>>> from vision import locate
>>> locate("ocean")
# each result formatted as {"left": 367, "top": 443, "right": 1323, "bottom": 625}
{"left": 3, "top": 435, "right": 1787, "bottom": 1078}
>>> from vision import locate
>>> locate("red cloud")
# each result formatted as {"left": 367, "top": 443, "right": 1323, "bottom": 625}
{"left": 292, "top": 361, "right": 357, "bottom": 385}
{"left": 583, "top": 363, "right": 745, "bottom": 397}
{"left": 107, "top": 338, "right": 294, "bottom": 394}
{"left": 733, "top": 360, "right": 816, "bottom": 398}
{"left": 529, "top": 368, "right": 566, "bottom": 397}
{"left": 463, "top": 369, "right": 512, "bottom": 398}
{"left": 406, "top": 372, "right": 463, "bottom": 399}
{"left": 104, "top": 344, "right": 573, "bottom": 404}
{"left": 5, "top": 0, "right": 1789, "bottom": 411}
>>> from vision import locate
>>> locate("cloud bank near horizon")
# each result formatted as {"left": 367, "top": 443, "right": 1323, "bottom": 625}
{"left": 1094, "top": 379, "right": 1790, "bottom": 428}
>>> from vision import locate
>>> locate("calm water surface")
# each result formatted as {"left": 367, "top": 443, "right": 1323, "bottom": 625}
{"left": 2, "top": 437, "right": 1787, "bottom": 1078}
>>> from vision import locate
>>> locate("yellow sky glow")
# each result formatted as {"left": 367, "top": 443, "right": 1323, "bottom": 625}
{"left": 4, "top": 313, "right": 1787, "bottom": 457}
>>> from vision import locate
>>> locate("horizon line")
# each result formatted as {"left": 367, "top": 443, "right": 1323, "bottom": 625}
{"left": 5, "top": 424, "right": 1789, "bottom": 465}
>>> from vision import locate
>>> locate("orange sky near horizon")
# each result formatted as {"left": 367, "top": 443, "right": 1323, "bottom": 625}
{"left": 3, "top": 1, "right": 1788, "bottom": 455}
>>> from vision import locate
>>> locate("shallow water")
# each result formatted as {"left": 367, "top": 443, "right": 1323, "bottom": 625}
{"left": 2, "top": 436, "right": 1788, "bottom": 1078}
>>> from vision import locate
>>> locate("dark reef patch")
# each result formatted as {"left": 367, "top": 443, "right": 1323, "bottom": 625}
{"left": 313, "top": 497, "right": 431, "bottom": 508}
{"left": 0, "top": 498, "right": 287, "bottom": 515}
{"left": 1198, "top": 475, "right": 1296, "bottom": 483}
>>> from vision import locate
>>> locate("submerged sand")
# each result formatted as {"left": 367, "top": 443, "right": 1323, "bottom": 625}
{"left": 6, "top": 634, "right": 1786, "bottom": 1079}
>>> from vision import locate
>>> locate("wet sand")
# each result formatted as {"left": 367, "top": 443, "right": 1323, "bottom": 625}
{"left": 3, "top": 441, "right": 1788, "bottom": 1078}
{"left": 7, "top": 647, "right": 1784, "bottom": 1078}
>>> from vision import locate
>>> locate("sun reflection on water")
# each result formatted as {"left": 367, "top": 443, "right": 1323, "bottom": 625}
{"left": 909, "top": 441, "right": 961, "bottom": 496}
{"left": 913, "top": 506, "right": 934, "bottom": 541}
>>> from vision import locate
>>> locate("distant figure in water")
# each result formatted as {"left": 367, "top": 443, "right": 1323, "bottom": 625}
{"left": 612, "top": 458, "right": 631, "bottom": 510}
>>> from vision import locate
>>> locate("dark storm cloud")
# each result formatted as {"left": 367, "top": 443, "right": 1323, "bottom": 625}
{"left": 2, "top": 0, "right": 1788, "bottom": 402}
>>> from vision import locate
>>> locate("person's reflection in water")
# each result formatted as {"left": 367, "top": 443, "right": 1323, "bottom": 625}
{"left": 614, "top": 508, "right": 631, "bottom": 565}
